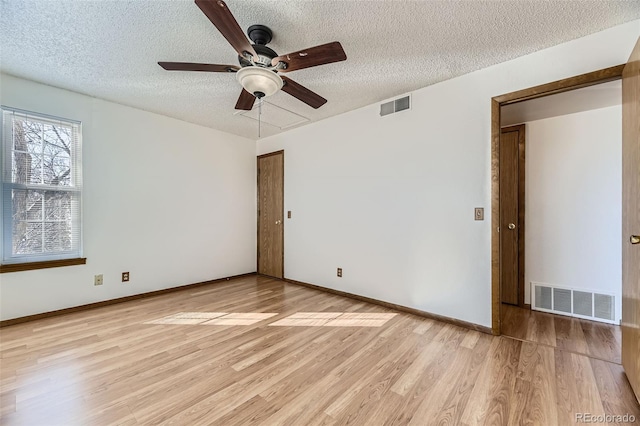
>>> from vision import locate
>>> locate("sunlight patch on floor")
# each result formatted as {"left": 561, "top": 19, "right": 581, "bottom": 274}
{"left": 145, "top": 312, "right": 277, "bottom": 325}
{"left": 269, "top": 312, "right": 397, "bottom": 327}
{"left": 145, "top": 312, "right": 397, "bottom": 327}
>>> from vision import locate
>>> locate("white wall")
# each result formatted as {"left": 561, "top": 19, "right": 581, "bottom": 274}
{"left": 257, "top": 20, "right": 639, "bottom": 327}
{"left": 524, "top": 106, "right": 622, "bottom": 321}
{"left": 0, "top": 74, "right": 256, "bottom": 321}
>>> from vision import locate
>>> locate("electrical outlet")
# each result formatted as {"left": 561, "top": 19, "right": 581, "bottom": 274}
{"left": 474, "top": 207, "right": 484, "bottom": 221}
{"left": 337, "top": 268, "right": 342, "bottom": 277}
{"left": 94, "top": 274, "right": 103, "bottom": 286}
{"left": 122, "top": 272, "right": 129, "bottom": 282}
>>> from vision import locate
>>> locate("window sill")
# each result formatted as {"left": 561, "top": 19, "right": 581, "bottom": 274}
{"left": 0, "top": 258, "right": 87, "bottom": 273}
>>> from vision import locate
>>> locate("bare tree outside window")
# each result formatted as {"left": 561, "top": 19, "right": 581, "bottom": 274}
{"left": 2, "top": 108, "right": 82, "bottom": 263}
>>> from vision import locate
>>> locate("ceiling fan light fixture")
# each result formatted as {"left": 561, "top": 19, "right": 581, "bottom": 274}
{"left": 236, "top": 67, "right": 283, "bottom": 98}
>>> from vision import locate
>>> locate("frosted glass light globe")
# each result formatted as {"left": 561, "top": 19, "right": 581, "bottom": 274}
{"left": 236, "top": 67, "right": 283, "bottom": 98}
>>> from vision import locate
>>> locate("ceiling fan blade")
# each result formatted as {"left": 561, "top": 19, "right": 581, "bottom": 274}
{"left": 235, "top": 89, "right": 256, "bottom": 110}
{"left": 195, "top": 0, "right": 257, "bottom": 59}
{"left": 272, "top": 41, "right": 346, "bottom": 73}
{"left": 158, "top": 62, "right": 239, "bottom": 72}
{"left": 281, "top": 76, "right": 327, "bottom": 109}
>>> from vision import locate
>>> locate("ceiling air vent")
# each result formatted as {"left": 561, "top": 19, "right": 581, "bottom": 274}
{"left": 380, "top": 95, "right": 411, "bottom": 117}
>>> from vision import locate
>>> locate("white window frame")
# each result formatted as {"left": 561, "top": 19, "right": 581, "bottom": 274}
{"left": 1, "top": 106, "right": 83, "bottom": 265}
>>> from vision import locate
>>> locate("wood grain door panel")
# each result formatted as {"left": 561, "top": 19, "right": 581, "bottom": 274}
{"left": 622, "top": 37, "right": 640, "bottom": 402}
{"left": 500, "top": 125, "right": 525, "bottom": 306}
{"left": 257, "top": 151, "right": 284, "bottom": 278}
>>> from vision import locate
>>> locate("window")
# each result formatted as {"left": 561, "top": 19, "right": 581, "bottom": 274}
{"left": 1, "top": 106, "right": 83, "bottom": 266}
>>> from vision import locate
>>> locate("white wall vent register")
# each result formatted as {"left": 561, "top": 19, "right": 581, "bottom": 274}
{"left": 532, "top": 283, "right": 615, "bottom": 324}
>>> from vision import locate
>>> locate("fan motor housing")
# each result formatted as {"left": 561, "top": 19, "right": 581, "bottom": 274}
{"left": 239, "top": 25, "right": 278, "bottom": 68}
{"left": 239, "top": 44, "right": 278, "bottom": 68}
{"left": 247, "top": 25, "right": 272, "bottom": 45}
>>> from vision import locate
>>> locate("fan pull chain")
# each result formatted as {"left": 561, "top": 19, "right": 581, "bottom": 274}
{"left": 258, "top": 98, "right": 262, "bottom": 138}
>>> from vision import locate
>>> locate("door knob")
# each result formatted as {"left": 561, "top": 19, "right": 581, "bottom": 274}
{"left": 631, "top": 235, "right": 640, "bottom": 244}
{"left": 275, "top": 220, "right": 281, "bottom": 225}
{"left": 508, "top": 223, "right": 516, "bottom": 230}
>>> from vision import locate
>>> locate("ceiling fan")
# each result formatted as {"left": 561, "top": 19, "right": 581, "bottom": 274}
{"left": 158, "top": 0, "right": 347, "bottom": 111}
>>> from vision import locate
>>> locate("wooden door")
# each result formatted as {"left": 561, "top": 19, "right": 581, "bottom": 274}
{"left": 500, "top": 125, "right": 525, "bottom": 306}
{"left": 622, "top": 37, "right": 640, "bottom": 403}
{"left": 257, "top": 151, "right": 284, "bottom": 278}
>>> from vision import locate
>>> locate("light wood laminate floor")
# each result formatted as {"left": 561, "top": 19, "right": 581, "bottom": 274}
{"left": 1, "top": 276, "right": 638, "bottom": 425}
{"left": 501, "top": 303, "right": 622, "bottom": 364}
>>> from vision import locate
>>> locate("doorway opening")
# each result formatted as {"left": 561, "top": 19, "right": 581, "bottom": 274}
{"left": 491, "top": 65, "right": 626, "bottom": 366}
{"left": 491, "top": 64, "right": 624, "bottom": 336}
{"left": 499, "top": 79, "right": 624, "bottom": 363}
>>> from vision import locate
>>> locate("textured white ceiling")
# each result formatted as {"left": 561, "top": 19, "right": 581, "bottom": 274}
{"left": 1, "top": 0, "right": 639, "bottom": 139}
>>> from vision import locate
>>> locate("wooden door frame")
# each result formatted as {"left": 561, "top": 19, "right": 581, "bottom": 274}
{"left": 499, "top": 124, "right": 526, "bottom": 307}
{"left": 490, "top": 64, "right": 624, "bottom": 335}
{"left": 257, "top": 150, "right": 285, "bottom": 278}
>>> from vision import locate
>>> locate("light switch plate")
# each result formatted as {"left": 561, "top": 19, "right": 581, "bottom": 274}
{"left": 475, "top": 208, "right": 484, "bottom": 221}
